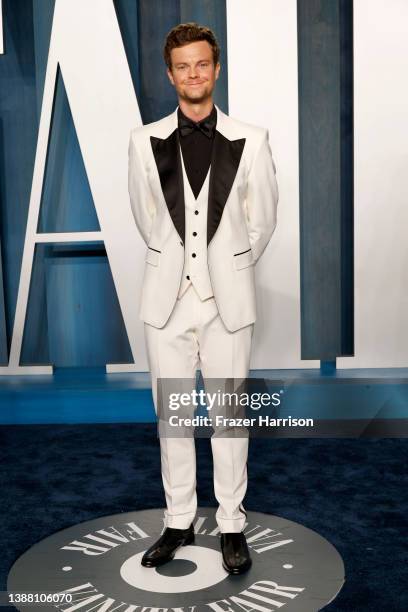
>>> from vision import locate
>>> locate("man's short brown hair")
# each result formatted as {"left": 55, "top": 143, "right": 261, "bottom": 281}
{"left": 163, "top": 22, "right": 220, "bottom": 69}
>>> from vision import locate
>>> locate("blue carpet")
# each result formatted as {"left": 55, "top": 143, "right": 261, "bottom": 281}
{"left": 0, "top": 423, "right": 406, "bottom": 611}
{"left": 1, "top": 367, "right": 407, "bottom": 424}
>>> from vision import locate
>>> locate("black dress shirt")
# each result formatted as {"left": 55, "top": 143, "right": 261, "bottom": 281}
{"left": 177, "top": 105, "right": 217, "bottom": 199}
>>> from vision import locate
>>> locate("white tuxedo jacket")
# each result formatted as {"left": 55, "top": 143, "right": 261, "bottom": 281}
{"left": 128, "top": 104, "right": 279, "bottom": 332}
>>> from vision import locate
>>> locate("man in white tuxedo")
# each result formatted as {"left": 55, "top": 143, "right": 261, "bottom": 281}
{"left": 128, "top": 22, "right": 278, "bottom": 574}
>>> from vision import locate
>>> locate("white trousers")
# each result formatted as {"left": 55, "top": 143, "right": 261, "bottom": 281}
{"left": 144, "top": 283, "right": 254, "bottom": 533}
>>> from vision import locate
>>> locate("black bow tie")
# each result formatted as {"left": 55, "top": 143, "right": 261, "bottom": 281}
{"left": 178, "top": 112, "right": 216, "bottom": 139}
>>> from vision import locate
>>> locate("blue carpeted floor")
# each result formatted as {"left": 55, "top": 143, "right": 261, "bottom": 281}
{"left": 0, "top": 423, "right": 407, "bottom": 611}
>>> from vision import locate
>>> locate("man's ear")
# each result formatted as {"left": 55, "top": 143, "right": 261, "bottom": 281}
{"left": 215, "top": 62, "right": 221, "bottom": 80}
{"left": 167, "top": 67, "right": 175, "bottom": 86}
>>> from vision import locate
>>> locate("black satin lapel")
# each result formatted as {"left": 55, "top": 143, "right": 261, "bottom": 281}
{"left": 207, "top": 132, "right": 246, "bottom": 246}
{"left": 150, "top": 130, "right": 185, "bottom": 243}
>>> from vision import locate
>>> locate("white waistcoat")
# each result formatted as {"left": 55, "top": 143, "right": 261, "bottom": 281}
{"left": 177, "top": 148, "right": 214, "bottom": 300}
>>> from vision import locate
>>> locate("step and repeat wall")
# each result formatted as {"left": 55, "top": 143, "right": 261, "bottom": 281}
{"left": 0, "top": 0, "right": 407, "bottom": 372}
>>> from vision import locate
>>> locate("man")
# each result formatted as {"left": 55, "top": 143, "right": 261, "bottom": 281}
{"left": 128, "top": 22, "right": 278, "bottom": 574}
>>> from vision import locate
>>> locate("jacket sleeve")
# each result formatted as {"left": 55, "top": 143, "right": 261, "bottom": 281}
{"left": 244, "top": 129, "right": 279, "bottom": 264}
{"left": 128, "top": 130, "right": 156, "bottom": 245}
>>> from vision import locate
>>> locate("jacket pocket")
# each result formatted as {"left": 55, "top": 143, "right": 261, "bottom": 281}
{"left": 233, "top": 248, "right": 253, "bottom": 270}
{"left": 146, "top": 246, "right": 161, "bottom": 266}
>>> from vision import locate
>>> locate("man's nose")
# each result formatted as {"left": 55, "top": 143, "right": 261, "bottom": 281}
{"left": 187, "top": 65, "right": 198, "bottom": 78}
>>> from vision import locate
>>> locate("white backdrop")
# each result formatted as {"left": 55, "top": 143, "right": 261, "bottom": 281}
{"left": 227, "top": 0, "right": 317, "bottom": 369}
{"left": 2, "top": 0, "right": 315, "bottom": 374}
{"left": 1, "top": 0, "right": 406, "bottom": 373}
{"left": 338, "top": 0, "right": 408, "bottom": 368}
{"left": 0, "top": 0, "right": 145, "bottom": 374}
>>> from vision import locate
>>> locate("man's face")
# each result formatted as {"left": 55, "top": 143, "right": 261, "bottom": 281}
{"left": 167, "top": 40, "right": 220, "bottom": 104}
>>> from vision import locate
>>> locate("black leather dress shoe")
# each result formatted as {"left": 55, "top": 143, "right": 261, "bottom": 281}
{"left": 141, "top": 523, "right": 195, "bottom": 567}
{"left": 220, "top": 532, "right": 252, "bottom": 574}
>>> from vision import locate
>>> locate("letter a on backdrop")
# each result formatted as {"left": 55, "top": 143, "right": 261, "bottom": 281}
{"left": 0, "top": 0, "right": 145, "bottom": 374}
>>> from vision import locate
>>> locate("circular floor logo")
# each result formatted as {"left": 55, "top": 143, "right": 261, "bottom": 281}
{"left": 8, "top": 508, "right": 344, "bottom": 611}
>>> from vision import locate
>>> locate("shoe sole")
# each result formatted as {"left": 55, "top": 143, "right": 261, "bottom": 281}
{"left": 141, "top": 533, "right": 195, "bottom": 567}
{"left": 222, "top": 559, "right": 252, "bottom": 575}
